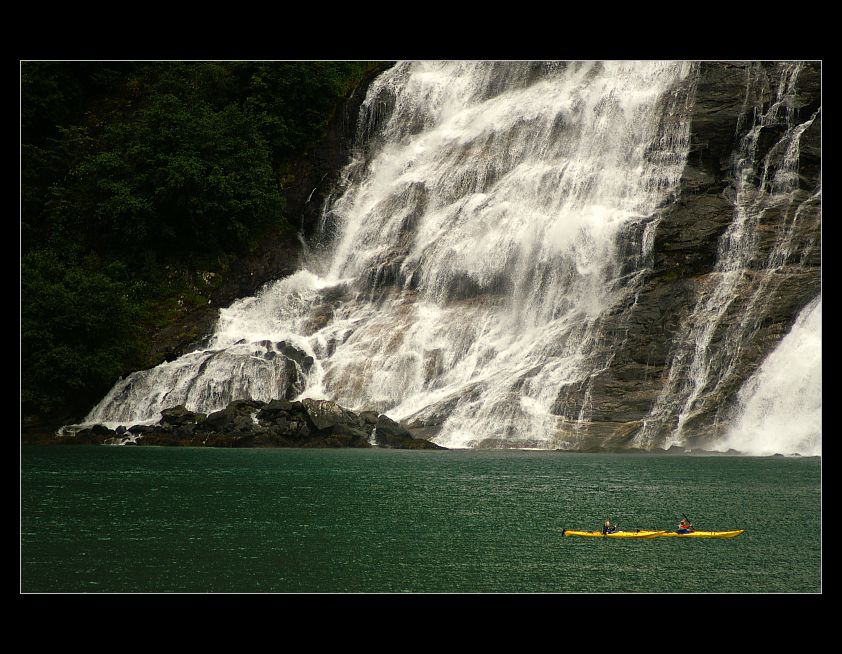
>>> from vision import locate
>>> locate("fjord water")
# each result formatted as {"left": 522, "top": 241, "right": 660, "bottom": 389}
{"left": 21, "top": 446, "right": 820, "bottom": 593}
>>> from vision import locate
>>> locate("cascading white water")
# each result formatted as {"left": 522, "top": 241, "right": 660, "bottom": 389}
{"left": 635, "top": 62, "right": 821, "bottom": 451}
{"left": 713, "top": 295, "right": 821, "bottom": 456}
{"left": 85, "top": 271, "right": 328, "bottom": 425}
{"left": 85, "top": 61, "right": 697, "bottom": 447}
{"left": 307, "top": 60, "right": 696, "bottom": 448}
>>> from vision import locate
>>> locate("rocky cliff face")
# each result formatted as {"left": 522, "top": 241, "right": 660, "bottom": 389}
{"left": 575, "top": 61, "right": 821, "bottom": 449}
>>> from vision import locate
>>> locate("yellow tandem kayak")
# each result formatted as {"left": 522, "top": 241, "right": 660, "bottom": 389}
{"left": 563, "top": 530, "right": 666, "bottom": 539}
{"left": 563, "top": 529, "right": 745, "bottom": 539}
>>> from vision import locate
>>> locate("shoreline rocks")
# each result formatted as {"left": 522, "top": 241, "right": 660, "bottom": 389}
{"left": 49, "top": 398, "right": 446, "bottom": 450}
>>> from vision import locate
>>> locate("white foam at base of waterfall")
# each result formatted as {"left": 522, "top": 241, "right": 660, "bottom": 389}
{"left": 712, "top": 295, "right": 821, "bottom": 456}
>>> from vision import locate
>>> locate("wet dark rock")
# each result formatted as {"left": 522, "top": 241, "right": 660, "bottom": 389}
{"left": 404, "top": 424, "right": 445, "bottom": 442}
{"left": 300, "top": 303, "right": 335, "bottom": 335}
{"left": 198, "top": 399, "right": 266, "bottom": 436}
{"left": 160, "top": 404, "right": 207, "bottom": 427}
{"left": 52, "top": 393, "right": 445, "bottom": 450}
{"left": 567, "top": 61, "right": 822, "bottom": 451}
{"left": 373, "top": 414, "right": 446, "bottom": 449}
{"left": 301, "top": 398, "right": 359, "bottom": 431}
{"left": 359, "top": 411, "right": 380, "bottom": 427}
{"left": 276, "top": 341, "right": 315, "bottom": 372}
{"left": 69, "top": 424, "right": 114, "bottom": 445}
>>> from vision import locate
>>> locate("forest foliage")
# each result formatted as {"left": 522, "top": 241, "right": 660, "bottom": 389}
{"left": 21, "top": 61, "right": 379, "bottom": 425}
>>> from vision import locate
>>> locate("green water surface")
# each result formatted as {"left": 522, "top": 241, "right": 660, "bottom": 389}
{"left": 20, "top": 446, "right": 821, "bottom": 593}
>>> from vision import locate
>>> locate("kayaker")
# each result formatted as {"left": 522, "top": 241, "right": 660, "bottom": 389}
{"left": 677, "top": 517, "right": 694, "bottom": 534}
{"left": 602, "top": 519, "right": 617, "bottom": 535}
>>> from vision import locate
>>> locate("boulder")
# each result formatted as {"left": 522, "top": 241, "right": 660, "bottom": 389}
{"left": 301, "top": 398, "right": 360, "bottom": 431}
{"left": 70, "top": 424, "right": 115, "bottom": 444}
{"left": 160, "top": 404, "right": 206, "bottom": 426}
{"left": 374, "top": 414, "right": 447, "bottom": 450}
{"left": 276, "top": 341, "right": 315, "bottom": 372}
{"left": 198, "top": 399, "right": 266, "bottom": 436}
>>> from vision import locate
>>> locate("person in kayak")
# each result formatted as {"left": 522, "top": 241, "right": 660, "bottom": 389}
{"left": 602, "top": 519, "right": 618, "bottom": 535}
{"left": 677, "top": 517, "right": 694, "bottom": 534}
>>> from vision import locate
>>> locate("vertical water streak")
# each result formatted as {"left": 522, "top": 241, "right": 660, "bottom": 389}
{"left": 635, "top": 62, "right": 821, "bottom": 449}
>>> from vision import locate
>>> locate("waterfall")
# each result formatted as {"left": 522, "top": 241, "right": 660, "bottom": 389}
{"left": 84, "top": 61, "right": 696, "bottom": 447}
{"left": 712, "top": 295, "right": 821, "bottom": 456}
{"left": 635, "top": 62, "right": 821, "bottom": 450}
{"left": 85, "top": 271, "right": 325, "bottom": 425}
{"left": 304, "top": 61, "right": 697, "bottom": 448}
